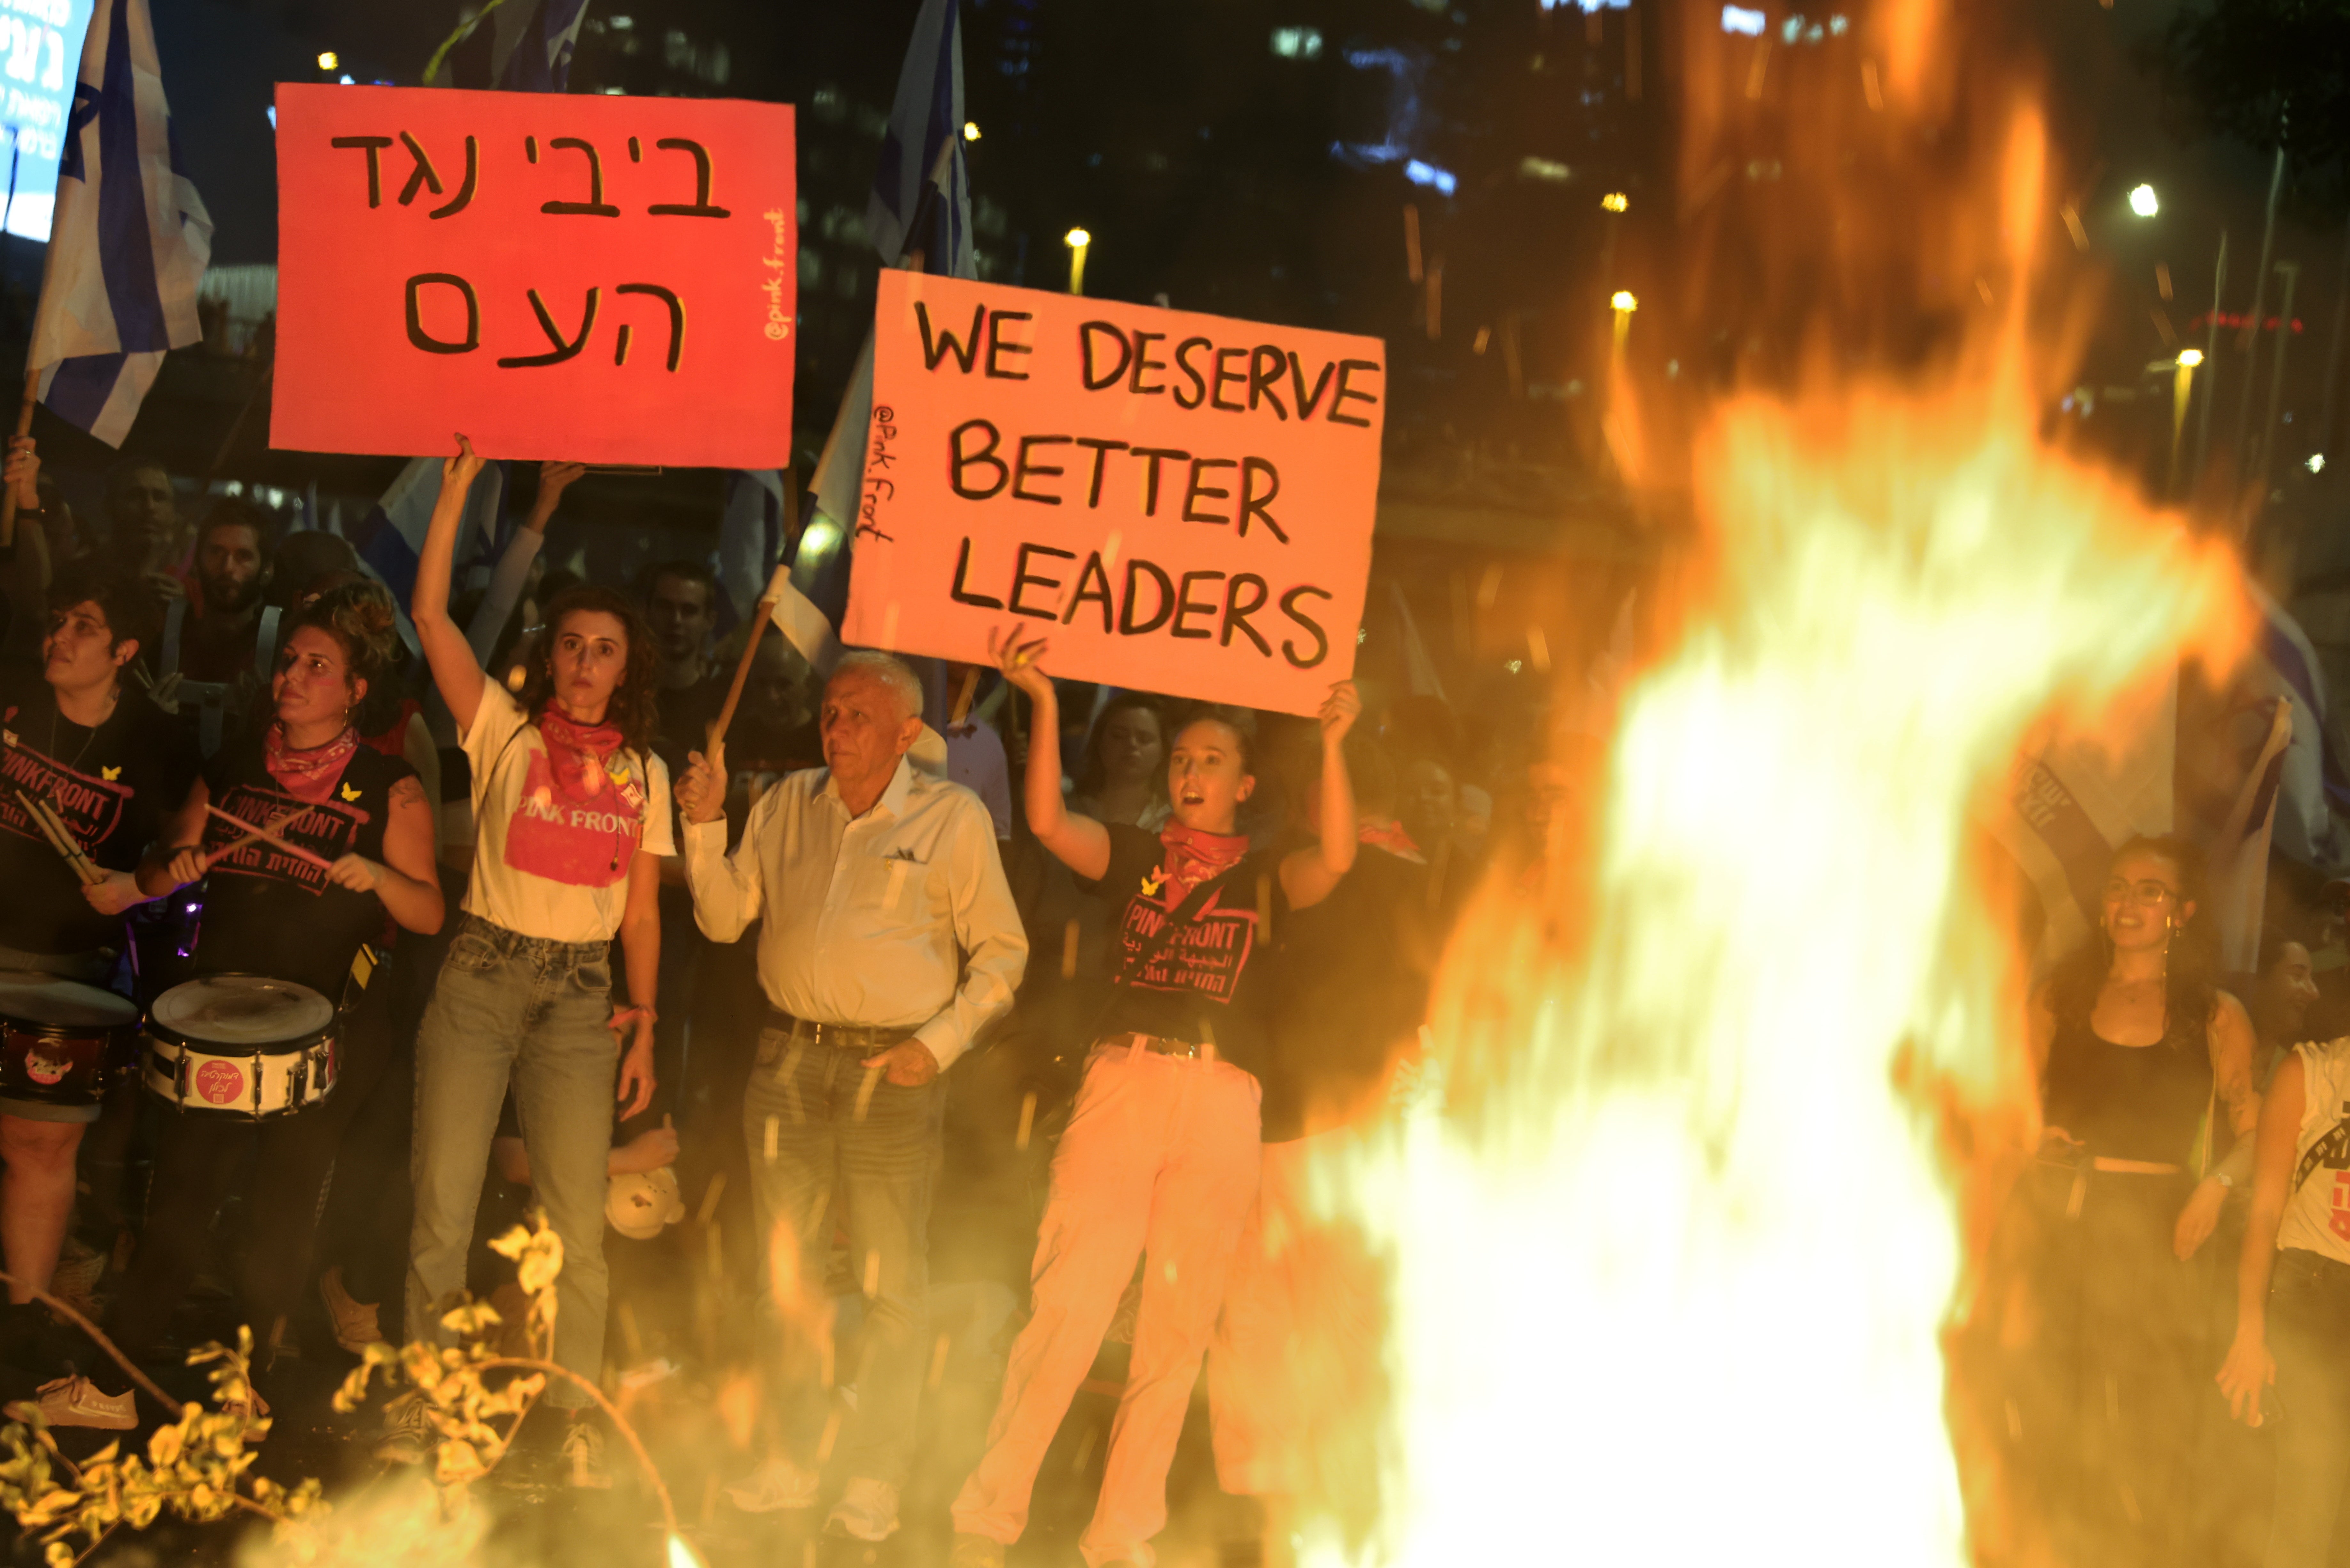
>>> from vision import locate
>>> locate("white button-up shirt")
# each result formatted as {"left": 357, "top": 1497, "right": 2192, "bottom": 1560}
{"left": 680, "top": 756, "right": 1026, "bottom": 1070}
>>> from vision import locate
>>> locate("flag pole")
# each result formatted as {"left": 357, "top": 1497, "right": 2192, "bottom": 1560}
{"left": 707, "top": 477, "right": 799, "bottom": 754}
{"left": 1, "top": 368, "right": 35, "bottom": 548}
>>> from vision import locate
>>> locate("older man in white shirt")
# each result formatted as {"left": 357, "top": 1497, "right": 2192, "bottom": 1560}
{"left": 676, "top": 650, "right": 1026, "bottom": 1543}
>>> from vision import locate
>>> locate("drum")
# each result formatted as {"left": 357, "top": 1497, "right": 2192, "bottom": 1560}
{"left": 0, "top": 973, "right": 141, "bottom": 1110}
{"left": 143, "top": 975, "right": 339, "bottom": 1119}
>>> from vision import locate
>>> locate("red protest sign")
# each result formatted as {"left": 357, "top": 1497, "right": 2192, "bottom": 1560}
{"left": 841, "top": 273, "right": 1385, "bottom": 716}
{"left": 270, "top": 83, "right": 795, "bottom": 467}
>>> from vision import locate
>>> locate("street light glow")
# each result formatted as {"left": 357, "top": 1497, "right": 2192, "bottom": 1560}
{"left": 963, "top": 121, "right": 981, "bottom": 142}
{"left": 2128, "top": 183, "right": 2159, "bottom": 217}
{"left": 1611, "top": 290, "right": 1639, "bottom": 312}
{"left": 1065, "top": 228, "right": 1091, "bottom": 249}
{"left": 2176, "top": 348, "right": 2203, "bottom": 367}
{"left": 316, "top": 51, "right": 338, "bottom": 70}
{"left": 1602, "top": 192, "right": 1629, "bottom": 213}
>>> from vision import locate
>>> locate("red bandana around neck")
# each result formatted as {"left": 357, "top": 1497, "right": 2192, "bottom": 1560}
{"left": 536, "top": 707, "right": 628, "bottom": 807}
{"left": 264, "top": 724, "right": 359, "bottom": 804}
{"left": 1156, "top": 820, "right": 1249, "bottom": 906}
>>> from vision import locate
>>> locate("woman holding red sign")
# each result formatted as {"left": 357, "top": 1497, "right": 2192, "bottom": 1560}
{"left": 950, "top": 626, "right": 1359, "bottom": 1568}
{"left": 394, "top": 437, "right": 672, "bottom": 1488}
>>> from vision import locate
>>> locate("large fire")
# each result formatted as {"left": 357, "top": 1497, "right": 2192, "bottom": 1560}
{"left": 1307, "top": 91, "right": 2253, "bottom": 1568}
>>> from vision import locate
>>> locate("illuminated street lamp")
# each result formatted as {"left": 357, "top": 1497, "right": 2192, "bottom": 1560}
{"left": 963, "top": 121, "right": 981, "bottom": 142}
{"left": 1066, "top": 227, "right": 1091, "bottom": 295}
{"left": 316, "top": 50, "right": 339, "bottom": 71}
{"left": 2128, "top": 183, "right": 2159, "bottom": 218}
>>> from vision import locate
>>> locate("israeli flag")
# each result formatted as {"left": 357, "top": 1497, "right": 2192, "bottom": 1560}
{"left": 806, "top": 0, "right": 973, "bottom": 583}
{"left": 30, "top": 0, "right": 212, "bottom": 449}
{"left": 349, "top": 456, "right": 507, "bottom": 606}
{"left": 866, "top": 0, "right": 972, "bottom": 279}
{"left": 716, "top": 468, "right": 785, "bottom": 633}
{"left": 491, "top": 0, "right": 592, "bottom": 92}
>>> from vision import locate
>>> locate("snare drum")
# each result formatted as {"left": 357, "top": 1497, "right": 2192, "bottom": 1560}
{"left": 0, "top": 972, "right": 140, "bottom": 1110}
{"left": 143, "top": 975, "right": 339, "bottom": 1118}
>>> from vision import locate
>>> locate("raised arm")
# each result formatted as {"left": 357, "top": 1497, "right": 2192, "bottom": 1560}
{"left": 2217, "top": 1048, "right": 2303, "bottom": 1426}
{"left": 466, "top": 460, "right": 581, "bottom": 666}
{"left": 991, "top": 625, "right": 1111, "bottom": 882}
{"left": 412, "top": 436, "right": 489, "bottom": 734}
{"left": 1279, "top": 682, "right": 1362, "bottom": 910}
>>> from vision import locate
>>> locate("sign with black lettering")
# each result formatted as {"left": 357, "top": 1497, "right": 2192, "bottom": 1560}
{"left": 842, "top": 272, "right": 1384, "bottom": 716}
{"left": 270, "top": 83, "right": 795, "bottom": 466}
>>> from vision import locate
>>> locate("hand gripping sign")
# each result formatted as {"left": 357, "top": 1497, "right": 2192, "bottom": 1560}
{"left": 843, "top": 273, "right": 1385, "bottom": 716}
{"left": 271, "top": 83, "right": 795, "bottom": 467}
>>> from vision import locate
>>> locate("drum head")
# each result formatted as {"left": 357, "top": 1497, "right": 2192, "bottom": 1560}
{"left": 0, "top": 972, "right": 139, "bottom": 1030}
{"left": 152, "top": 976, "right": 335, "bottom": 1045}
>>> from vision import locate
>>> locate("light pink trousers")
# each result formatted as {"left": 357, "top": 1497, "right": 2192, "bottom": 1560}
{"left": 952, "top": 1042, "right": 1262, "bottom": 1568}
{"left": 1206, "top": 1130, "right": 1386, "bottom": 1517}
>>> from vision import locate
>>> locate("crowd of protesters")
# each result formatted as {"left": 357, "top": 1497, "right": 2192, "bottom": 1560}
{"left": 17, "top": 427, "right": 2350, "bottom": 1568}
{"left": 0, "top": 437, "right": 1529, "bottom": 1568}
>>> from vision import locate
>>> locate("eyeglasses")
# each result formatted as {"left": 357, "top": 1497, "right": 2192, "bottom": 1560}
{"left": 2102, "top": 879, "right": 2179, "bottom": 906}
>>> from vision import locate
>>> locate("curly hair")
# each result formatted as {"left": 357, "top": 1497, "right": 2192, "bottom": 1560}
{"left": 2047, "top": 834, "right": 2220, "bottom": 1054}
{"left": 516, "top": 585, "right": 659, "bottom": 754}
{"left": 282, "top": 580, "right": 403, "bottom": 736}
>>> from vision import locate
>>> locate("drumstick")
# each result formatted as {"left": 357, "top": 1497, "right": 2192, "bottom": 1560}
{"left": 6, "top": 783, "right": 103, "bottom": 886}
{"left": 31, "top": 800, "right": 105, "bottom": 887}
{"left": 203, "top": 803, "right": 336, "bottom": 874}
{"left": 0, "top": 731, "right": 105, "bottom": 885}
{"left": 199, "top": 806, "right": 312, "bottom": 877}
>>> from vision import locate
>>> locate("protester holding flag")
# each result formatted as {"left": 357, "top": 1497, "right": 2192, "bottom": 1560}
{"left": 950, "top": 628, "right": 1359, "bottom": 1568}
{"left": 2023, "top": 836, "right": 2261, "bottom": 1568}
{"left": 674, "top": 647, "right": 1025, "bottom": 1541}
{"left": 394, "top": 437, "right": 671, "bottom": 1487}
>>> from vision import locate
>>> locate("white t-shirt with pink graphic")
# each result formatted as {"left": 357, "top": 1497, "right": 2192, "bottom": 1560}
{"left": 461, "top": 684, "right": 675, "bottom": 944}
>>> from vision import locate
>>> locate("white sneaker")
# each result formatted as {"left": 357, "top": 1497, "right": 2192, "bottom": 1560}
{"left": 723, "top": 1454, "right": 820, "bottom": 1513}
{"left": 560, "top": 1418, "right": 613, "bottom": 1490}
{"left": 26, "top": 1376, "right": 133, "bottom": 1431}
{"left": 825, "top": 1476, "right": 901, "bottom": 1541}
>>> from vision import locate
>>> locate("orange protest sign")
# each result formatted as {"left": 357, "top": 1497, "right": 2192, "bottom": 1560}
{"left": 270, "top": 83, "right": 795, "bottom": 467}
{"left": 841, "top": 272, "right": 1385, "bottom": 716}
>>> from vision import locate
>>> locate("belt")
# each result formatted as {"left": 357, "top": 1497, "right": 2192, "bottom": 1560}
{"left": 766, "top": 1010, "right": 916, "bottom": 1051}
{"left": 1099, "top": 1031, "right": 1215, "bottom": 1061}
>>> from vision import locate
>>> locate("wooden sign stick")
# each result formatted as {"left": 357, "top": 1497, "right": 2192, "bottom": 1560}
{"left": 707, "top": 478, "right": 802, "bottom": 757}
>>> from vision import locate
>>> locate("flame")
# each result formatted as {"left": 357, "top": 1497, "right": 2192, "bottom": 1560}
{"left": 1308, "top": 57, "right": 2252, "bottom": 1568}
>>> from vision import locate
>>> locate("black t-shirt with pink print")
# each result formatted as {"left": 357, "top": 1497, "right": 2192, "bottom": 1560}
{"left": 1080, "top": 822, "right": 1290, "bottom": 1080}
{"left": 0, "top": 672, "right": 198, "bottom": 956}
{"left": 191, "top": 736, "right": 415, "bottom": 1001}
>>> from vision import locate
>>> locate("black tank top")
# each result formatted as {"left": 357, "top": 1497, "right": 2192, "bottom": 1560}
{"left": 2042, "top": 1016, "right": 2213, "bottom": 1164}
{"left": 191, "top": 738, "right": 415, "bottom": 1001}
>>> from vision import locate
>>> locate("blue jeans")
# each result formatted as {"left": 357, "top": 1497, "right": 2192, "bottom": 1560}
{"left": 407, "top": 915, "right": 617, "bottom": 1408}
{"left": 744, "top": 1021, "right": 943, "bottom": 1485}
